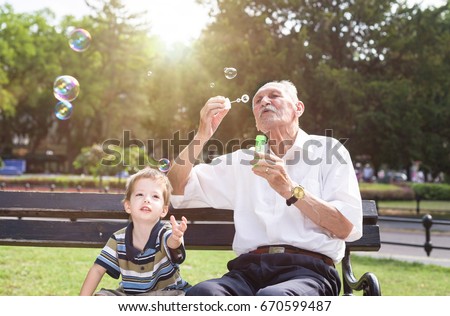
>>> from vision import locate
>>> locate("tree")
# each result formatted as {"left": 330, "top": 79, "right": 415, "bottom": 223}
{"left": 0, "top": 5, "right": 64, "bottom": 157}
{"left": 194, "top": 0, "right": 391, "bottom": 147}
{"left": 194, "top": 0, "right": 449, "bottom": 180}
{"left": 1, "top": 0, "right": 448, "bottom": 181}
{"left": 53, "top": 0, "right": 161, "bottom": 168}
{"left": 353, "top": 2, "right": 450, "bottom": 176}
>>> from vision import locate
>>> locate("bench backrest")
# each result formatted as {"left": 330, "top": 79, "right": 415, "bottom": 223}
{"left": 0, "top": 191, "right": 380, "bottom": 251}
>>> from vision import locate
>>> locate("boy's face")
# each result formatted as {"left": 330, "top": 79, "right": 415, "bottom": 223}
{"left": 124, "top": 178, "right": 168, "bottom": 224}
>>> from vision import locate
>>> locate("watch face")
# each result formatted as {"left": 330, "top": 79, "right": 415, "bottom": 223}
{"left": 293, "top": 186, "right": 304, "bottom": 199}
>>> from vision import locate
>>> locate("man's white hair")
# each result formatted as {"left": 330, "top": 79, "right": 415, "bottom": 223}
{"left": 276, "top": 80, "right": 299, "bottom": 103}
{"left": 252, "top": 80, "right": 300, "bottom": 108}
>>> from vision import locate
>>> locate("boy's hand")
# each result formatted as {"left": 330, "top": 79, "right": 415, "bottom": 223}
{"left": 167, "top": 215, "right": 188, "bottom": 249}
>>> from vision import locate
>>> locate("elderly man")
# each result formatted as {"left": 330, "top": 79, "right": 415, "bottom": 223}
{"left": 168, "top": 80, "right": 362, "bottom": 296}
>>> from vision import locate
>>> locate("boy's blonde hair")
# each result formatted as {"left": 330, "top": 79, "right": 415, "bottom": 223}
{"left": 122, "top": 167, "right": 172, "bottom": 206}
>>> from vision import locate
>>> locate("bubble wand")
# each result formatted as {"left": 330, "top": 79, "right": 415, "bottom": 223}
{"left": 229, "top": 94, "right": 250, "bottom": 104}
{"left": 224, "top": 94, "right": 250, "bottom": 109}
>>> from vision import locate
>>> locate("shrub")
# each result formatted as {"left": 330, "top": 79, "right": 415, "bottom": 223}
{"left": 359, "top": 183, "right": 415, "bottom": 200}
{"left": 411, "top": 183, "right": 450, "bottom": 201}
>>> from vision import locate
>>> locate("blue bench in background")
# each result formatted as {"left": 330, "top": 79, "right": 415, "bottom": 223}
{"left": 0, "top": 159, "right": 26, "bottom": 175}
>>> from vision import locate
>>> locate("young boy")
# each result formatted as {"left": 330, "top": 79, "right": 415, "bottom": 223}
{"left": 80, "top": 167, "right": 190, "bottom": 296}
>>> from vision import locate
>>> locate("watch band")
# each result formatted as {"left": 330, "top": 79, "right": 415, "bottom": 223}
{"left": 286, "top": 196, "right": 298, "bottom": 206}
{"left": 286, "top": 184, "right": 305, "bottom": 206}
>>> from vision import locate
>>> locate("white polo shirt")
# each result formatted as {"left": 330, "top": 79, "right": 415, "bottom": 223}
{"left": 170, "top": 129, "right": 362, "bottom": 263}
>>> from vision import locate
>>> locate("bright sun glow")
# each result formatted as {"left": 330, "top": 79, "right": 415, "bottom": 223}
{"left": 129, "top": 0, "right": 211, "bottom": 46}
{"left": 1, "top": 0, "right": 446, "bottom": 46}
{"left": 0, "top": 0, "right": 211, "bottom": 46}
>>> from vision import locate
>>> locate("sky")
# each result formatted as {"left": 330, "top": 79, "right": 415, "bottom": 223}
{"left": 1, "top": 0, "right": 446, "bottom": 46}
{"left": 0, "top": 0, "right": 212, "bottom": 46}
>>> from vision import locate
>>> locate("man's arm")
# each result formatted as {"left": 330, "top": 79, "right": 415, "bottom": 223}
{"left": 287, "top": 191, "right": 354, "bottom": 239}
{"left": 252, "top": 152, "right": 358, "bottom": 240}
{"left": 168, "top": 134, "right": 208, "bottom": 194}
{"left": 168, "top": 96, "right": 230, "bottom": 194}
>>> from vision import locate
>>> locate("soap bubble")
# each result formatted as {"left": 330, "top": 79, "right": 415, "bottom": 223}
{"left": 147, "top": 71, "right": 153, "bottom": 77}
{"left": 158, "top": 158, "right": 170, "bottom": 172}
{"left": 224, "top": 67, "right": 237, "bottom": 79}
{"left": 54, "top": 100, "right": 73, "bottom": 120}
{"left": 210, "top": 82, "right": 215, "bottom": 88}
{"left": 147, "top": 156, "right": 170, "bottom": 172}
{"left": 68, "top": 28, "right": 91, "bottom": 52}
{"left": 53, "top": 75, "right": 80, "bottom": 102}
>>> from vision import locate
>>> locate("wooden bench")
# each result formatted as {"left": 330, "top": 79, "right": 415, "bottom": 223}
{"left": 0, "top": 191, "right": 381, "bottom": 296}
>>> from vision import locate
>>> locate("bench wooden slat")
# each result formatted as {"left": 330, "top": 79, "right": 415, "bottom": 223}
{"left": 0, "top": 192, "right": 233, "bottom": 221}
{"left": 0, "top": 191, "right": 124, "bottom": 211}
{"left": 0, "top": 219, "right": 235, "bottom": 249}
{"left": 0, "top": 192, "right": 376, "bottom": 224}
{"left": 0, "top": 208, "right": 128, "bottom": 219}
{"left": 0, "top": 219, "right": 378, "bottom": 251}
{"left": 170, "top": 208, "right": 234, "bottom": 222}
{"left": 0, "top": 207, "right": 233, "bottom": 222}
{"left": 0, "top": 219, "right": 126, "bottom": 247}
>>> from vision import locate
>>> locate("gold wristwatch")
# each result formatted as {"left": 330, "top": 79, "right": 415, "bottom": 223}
{"left": 286, "top": 184, "right": 305, "bottom": 206}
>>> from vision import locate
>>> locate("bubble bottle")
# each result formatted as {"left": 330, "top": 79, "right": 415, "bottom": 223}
{"left": 254, "top": 134, "right": 267, "bottom": 160}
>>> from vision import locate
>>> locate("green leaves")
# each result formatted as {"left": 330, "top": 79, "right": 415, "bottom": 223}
{"left": 0, "top": 0, "right": 449, "bottom": 179}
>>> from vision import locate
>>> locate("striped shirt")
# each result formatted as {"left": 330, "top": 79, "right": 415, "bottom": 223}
{"left": 95, "top": 221, "right": 189, "bottom": 294}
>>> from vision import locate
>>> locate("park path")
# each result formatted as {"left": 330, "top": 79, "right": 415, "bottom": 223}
{"left": 356, "top": 219, "right": 450, "bottom": 267}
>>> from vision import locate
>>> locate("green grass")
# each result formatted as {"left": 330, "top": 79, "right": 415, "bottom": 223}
{"left": 378, "top": 200, "right": 450, "bottom": 211}
{"left": 377, "top": 200, "right": 450, "bottom": 219}
{"left": 359, "top": 183, "right": 404, "bottom": 192}
{"left": 0, "top": 247, "right": 449, "bottom": 296}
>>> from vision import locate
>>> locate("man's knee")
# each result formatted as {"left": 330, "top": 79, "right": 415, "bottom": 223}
{"left": 257, "top": 286, "right": 296, "bottom": 296}
{"left": 256, "top": 279, "right": 330, "bottom": 296}
{"left": 185, "top": 280, "right": 227, "bottom": 296}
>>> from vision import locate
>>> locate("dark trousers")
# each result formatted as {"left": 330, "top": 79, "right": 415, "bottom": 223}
{"left": 186, "top": 253, "right": 340, "bottom": 296}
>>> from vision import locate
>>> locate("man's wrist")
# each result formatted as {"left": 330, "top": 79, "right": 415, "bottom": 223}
{"left": 286, "top": 184, "right": 305, "bottom": 206}
{"left": 283, "top": 182, "right": 299, "bottom": 199}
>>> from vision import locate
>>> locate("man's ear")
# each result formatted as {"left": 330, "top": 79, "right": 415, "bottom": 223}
{"left": 295, "top": 101, "right": 305, "bottom": 117}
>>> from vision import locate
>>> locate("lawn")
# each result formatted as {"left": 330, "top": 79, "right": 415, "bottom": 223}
{"left": 0, "top": 247, "right": 449, "bottom": 296}
{"left": 377, "top": 200, "right": 450, "bottom": 218}
{"left": 359, "top": 183, "right": 403, "bottom": 192}
{"left": 378, "top": 200, "right": 450, "bottom": 211}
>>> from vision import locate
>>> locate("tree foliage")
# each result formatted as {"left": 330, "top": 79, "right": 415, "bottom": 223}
{"left": 0, "top": 0, "right": 448, "bottom": 180}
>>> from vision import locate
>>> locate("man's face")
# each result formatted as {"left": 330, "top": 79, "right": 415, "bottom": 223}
{"left": 252, "top": 83, "right": 301, "bottom": 132}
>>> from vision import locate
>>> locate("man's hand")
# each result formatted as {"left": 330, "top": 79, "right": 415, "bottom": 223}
{"left": 251, "top": 152, "right": 294, "bottom": 200}
{"left": 198, "top": 96, "right": 230, "bottom": 140}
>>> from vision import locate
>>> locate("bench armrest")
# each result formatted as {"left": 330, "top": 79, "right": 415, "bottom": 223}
{"left": 341, "top": 248, "right": 381, "bottom": 296}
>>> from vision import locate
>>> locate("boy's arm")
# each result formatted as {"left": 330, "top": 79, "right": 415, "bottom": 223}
{"left": 80, "top": 263, "right": 107, "bottom": 296}
{"left": 166, "top": 215, "right": 187, "bottom": 250}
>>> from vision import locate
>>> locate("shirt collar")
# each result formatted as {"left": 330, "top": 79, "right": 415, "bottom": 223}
{"left": 293, "top": 128, "right": 311, "bottom": 150}
{"left": 272, "top": 128, "right": 314, "bottom": 162}
{"left": 265, "top": 128, "right": 310, "bottom": 151}
{"left": 125, "top": 220, "right": 165, "bottom": 260}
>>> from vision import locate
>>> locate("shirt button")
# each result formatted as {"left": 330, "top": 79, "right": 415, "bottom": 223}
{"left": 140, "top": 266, "right": 145, "bottom": 271}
